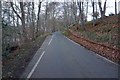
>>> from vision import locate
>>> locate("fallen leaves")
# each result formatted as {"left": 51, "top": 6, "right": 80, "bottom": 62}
{"left": 68, "top": 30, "right": 120, "bottom": 63}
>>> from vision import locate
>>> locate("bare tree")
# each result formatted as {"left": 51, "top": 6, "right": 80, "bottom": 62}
{"left": 26, "top": 2, "right": 31, "bottom": 25}
{"left": 0, "top": 1, "right": 2, "bottom": 29}
{"left": 95, "top": 1, "right": 99, "bottom": 19}
{"left": 31, "top": 2, "right": 35, "bottom": 39}
{"left": 63, "top": 2, "right": 68, "bottom": 28}
{"left": 45, "top": 2, "right": 60, "bottom": 32}
{"left": 0, "top": 1, "right": 2, "bottom": 64}
{"left": 91, "top": 0, "right": 95, "bottom": 26}
{"left": 44, "top": 2, "right": 48, "bottom": 32}
{"left": 86, "top": 0, "right": 89, "bottom": 21}
{"left": 115, "top": 0, "right": 117, "bottom": 15}
{"left": 71, "top": 2, "right": 77, "bottom": 23}
{"left": 36, "top": 1, "right": 42, "bottom": 36}
{"left": 11, "top": 2, "right": 27, "bottom": 42}
{"left": 77, "top": 1, "right": 85, "bottom": 26}
{"left": 98, "top": 0, "right": 107, "bottom": 18}
{"left": 0, "top": 1, "right": 1, "bottom": 26}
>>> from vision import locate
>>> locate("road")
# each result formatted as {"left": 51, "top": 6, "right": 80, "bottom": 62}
{"left": 22, "top": 32, "right": 118, "bottom": 78}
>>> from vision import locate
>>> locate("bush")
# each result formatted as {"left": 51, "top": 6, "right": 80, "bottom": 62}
{"left": 84, "top": 31, "right": 109, "bottom": 43}
{"left": 87, "top": 32, "right": 97, "bottom": 41}
{"left": 109, "top": 13, "right": 114, "bottom": 16}
{"left": 96, "top": 34, "right": 109, "bottom": 42}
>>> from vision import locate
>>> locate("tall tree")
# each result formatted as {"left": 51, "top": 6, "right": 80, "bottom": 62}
{"left": 91, "top": 0, "right": 95, "bottom": 26}
{"left": 86, "top": 0, "right": 89, "bottom": 21}
{"left": 77, "top": 1, "right": 85, "bottom": 26}
{"left": 10, "top": 2, "right": 27, "bottom": 42}
{"left": 44, "top": 2, "right": 48, "bottom": 32}
{"left": 26, "top": 2, "right": 31, "bottom": 25}
{"left": 36, "top": 1, "right": 42, "bottom": 36}
{"left": 63, "top": 2, "right": 69, "bottom": 28}
{"left": 0, "top": 1, "right": 2, "bottom": 64}
{"left": 31, "top": 2, "right": 35, "bottom": 39}
{"left": 0, "top": 1, "right": 1, "bottom": 28}
{"left": 71, "top": 2, "right": 77, "bottom": 23}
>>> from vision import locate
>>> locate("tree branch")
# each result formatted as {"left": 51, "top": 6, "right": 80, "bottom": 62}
{"left": 10, "top": 2, "right": 22, "bottom": 20}
{"left": 103, "top": 0, "right": 107, "bottom": 13}
{"left": 98, "top": 0, "right": 102, "bottom": 13}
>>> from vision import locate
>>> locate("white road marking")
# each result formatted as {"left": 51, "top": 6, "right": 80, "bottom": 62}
{"left": 64, "top": 36, "right": 119, "bottom": 66}
{"left": 48, "top": 38, "right": 52, "bottom": 45}
{"left": 48, "top": 35, "right": 53, "bottom": 45}
{"left": 95, "top": 53, "right": 119, "bottom": 66}
{"left": 64, "top": 36, "right": 81, "bottom": 47}
{"left": 27, "top": 51, "right": 45, "bottom": 78}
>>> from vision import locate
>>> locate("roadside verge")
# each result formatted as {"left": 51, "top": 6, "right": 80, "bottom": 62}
{"left": 2, "top": 35, "right": 48, "bottom": 79}
{"left": 21, "top": 35, "right": 52, "bottom": 78}
{"left": 64, "top": 30, "right": 120, "bottom": 64}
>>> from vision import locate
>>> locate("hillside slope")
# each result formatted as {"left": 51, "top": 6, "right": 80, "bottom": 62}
{"left": 65, "top": 15, "right": 120, "bottom": 63}
{"left": 71, "top": 15, "right": 119, "bottom": 47}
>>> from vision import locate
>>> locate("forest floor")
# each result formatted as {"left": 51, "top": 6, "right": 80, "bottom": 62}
{"left": 2, "top": 35, "right": 47, "bottom": 79}
{"left": 64, "top": 15, "right": 120, "bottom": 64}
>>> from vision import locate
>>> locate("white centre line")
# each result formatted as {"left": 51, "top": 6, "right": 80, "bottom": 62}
{"left": 48, "top": 38, "right": 52, "bottom": 45}
{"left": 27, "top": 51, "right": 45, "bottom": 78}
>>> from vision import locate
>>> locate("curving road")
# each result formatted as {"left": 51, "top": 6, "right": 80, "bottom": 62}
{"left": 22, "top": 32, "right": 118, "bottom": 78}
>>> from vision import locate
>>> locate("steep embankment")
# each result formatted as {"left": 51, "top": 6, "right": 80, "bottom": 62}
{"left": 64, "top": 15, "right": 120, "bottom": 64}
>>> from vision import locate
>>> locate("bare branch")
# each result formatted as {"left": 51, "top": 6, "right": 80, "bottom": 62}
{"left": 10, "top": 2, "right": 22, "bottom": 20}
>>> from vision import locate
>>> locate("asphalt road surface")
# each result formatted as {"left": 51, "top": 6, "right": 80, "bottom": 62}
{"left": 22, "top": 32, "right": 118, "bottom": 78}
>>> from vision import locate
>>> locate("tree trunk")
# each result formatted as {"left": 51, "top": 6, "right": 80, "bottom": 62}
{"left": 63, "top": 2, "right": 68, "bottom": 28}
{"left": 98, "top": 0, "right": 107, "bottom": 18}
{"left": 78, "top": 2, "right": 83, "bottom": 26}
{"left": 0, "top": 1, "right": 2, "bottom": 62}
{"left": 17, "top": 15, "right": 22, "bottom": 45}
{"left": 103, "top": 0, "right": 107, "bottom": 16}
{"left": 32, "top": 2, "right": 35, "bottom": 39}
{"left": 86, "top": 1, "right": 88, "bottom": 21}
{"left": 20, "top": 2, "right": 27, "bottom": 42}
{"left": 0, "top": 1, "right": 1, "bottom": 31}
{"left": 92, "top": 0, "right": 95, "bottom": 26}
{"left": 44, "top": 2, "right": 48, "bottom": 33}
{"left": 81, "top": 2, "right": 84, "bottom": 26}
{"left": 98, "top": 0, "right": 102, "bottom": 16}
{"left": 36, "top": 1, "right": 42, "bottom": 36}
{"left": 12, "top": 11, "right": 17, "bottom": 43}
{"left": 11, "top": 2, "right": 27, "bottom": 42}
{"left": 27, "top": 2, "right": 31, "bottom": 25}
{"left": 71, "top": 2, "right": 77, "bottom": 23}
{"left": 115, "top": 0, "right": 117, "bottom": 15}
{"left": 95, "top": 2, "right": 98, "bottom": 19}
